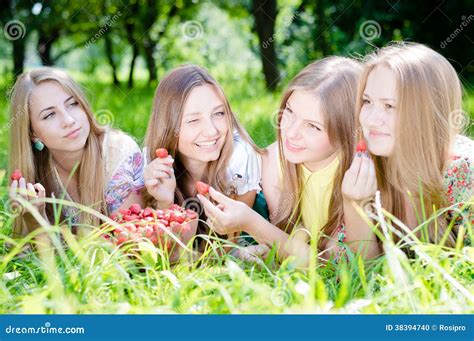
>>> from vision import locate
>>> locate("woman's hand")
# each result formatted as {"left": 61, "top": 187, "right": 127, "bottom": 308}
{"left": 144, "top": 155, "right": 176, "bottom": 208}
{"left": 9, "top": 177, "right": 46, "bottom": 217}
{"left": 197, "top": 187, "right": 253, "bottom": 235}
{"left": 232, "top": 244, "right": 270, "bottom": 263}
{"left": 342, "top": 152, "right": 377, "bottom": 203}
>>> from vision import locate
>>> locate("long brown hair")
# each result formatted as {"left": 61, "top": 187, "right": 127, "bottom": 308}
{"left": 9, "top": 67, "right": 106, "bottom": 235}
{"left": 356, "top": 42, "right": 464, "bottom": 246}
{"left": 273, "top": 57, "right": 362, "bottom": 247}
{"left": 143, "top": 64, "right": 260, "bottom": 208}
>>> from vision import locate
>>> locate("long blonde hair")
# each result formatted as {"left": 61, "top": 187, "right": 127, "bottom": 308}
{"left": 9, "top": 67, "right": 106, "bottom": 235}
{"left": 273, "top": 57, "right": 362, "bottom": 247}
{"left": 356, "top": 42, "right": 464, "bottom": 246}
{"left": 143, "top": 64, "right": 260, "bottom": 208}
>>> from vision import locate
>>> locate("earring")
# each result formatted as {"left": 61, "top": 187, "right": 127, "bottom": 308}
{"left": 33, "top": 138, "right": 45, "bottom": 151}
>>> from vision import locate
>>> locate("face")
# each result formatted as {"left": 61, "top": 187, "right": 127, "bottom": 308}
{"left": 178, "top": 84, "right": 229, "bottom": 164}
{"left": 359, "top": 65, "right": 397, "bottom": 157}
{"left": 29, "top": 81, "right": 90, "bottom": 154}
{"left": 280, "top": 89, "right": 336, "bottom": 171}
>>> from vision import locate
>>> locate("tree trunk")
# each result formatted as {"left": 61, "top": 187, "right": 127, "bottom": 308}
{"left": 12, "top": 38, "right": 25, "bottom": 77}
{"left": 252, "top": 0, "right": 280, "bottom": 91}
{"left": 104, "top": 32, "right": 120, "bottom": 86}
{"left": 37, "top": 30, "right": 59, "bottom": 66}
{"left": 315, "top": 0, "right": 331, "bottom": 57}
{"left": 142, "top": 38, "right": 157, "bottom": 84}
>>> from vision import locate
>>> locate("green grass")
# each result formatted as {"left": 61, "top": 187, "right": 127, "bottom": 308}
{"left": 0, "top": 79, "right": 473, "bottom": 314}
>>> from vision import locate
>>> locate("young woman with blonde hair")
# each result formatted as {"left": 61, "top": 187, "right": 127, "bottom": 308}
{"left": 198, "top": 56, "right": 376, "bottom": 265}
{"left": 342, "top": 42, "right": 473, "bottom": 248}
{"left": 142, "top": 65, "right": 262, "bottom": 251}
{"left": 9, "top": 67, "right": 144, "bottom": 237}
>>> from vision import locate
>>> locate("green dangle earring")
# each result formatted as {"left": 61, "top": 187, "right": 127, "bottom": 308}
{"left": 33, "top": 138, "right": 45, "bottom": 151}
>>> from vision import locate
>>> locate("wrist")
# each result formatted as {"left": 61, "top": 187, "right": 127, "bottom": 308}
{"left": 240, "top": 208, "right": 257, "bottom": 234}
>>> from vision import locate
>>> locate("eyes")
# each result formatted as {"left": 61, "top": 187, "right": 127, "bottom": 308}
{"left": 42, "top": 100, "right": 79, "bottom": 120}
{"left": 186, "top": 111, "right": 225, "bottom": 124}
{"left": 362, "top": 98, "right": 395, "bottom": 110}
{"left": 283, "top": 106, "right": 322, "bottom": 131}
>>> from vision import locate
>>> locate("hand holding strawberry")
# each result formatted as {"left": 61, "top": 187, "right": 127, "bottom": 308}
{"left": 9, "top": 169, "right": 46, "bottom": 217}
{"left": 144, "top": 148, "right": 176, "bottom": 209}
{"left": 342, "top": 142, "right": 377, "bottom": 203}
{"left": 197, "top": 187, "right": 252, "bottom": 235}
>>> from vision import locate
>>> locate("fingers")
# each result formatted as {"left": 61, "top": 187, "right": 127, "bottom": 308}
{"left": 144, "top": 160, "right": 174, "bottom": 188}
{"left": 145, "top": 178, "right": 159, "bottom": 187}
{"left": 152, "top": 156, "right": 174, "bottom": 167}
{"left": 366, "top": 158, "right": 377, "bottom": 194}
{"left": 33, "top": 183, "right": 46, "bottom": 199}
{"left": 208, "top": 187, "right": 232, "bottom": 205}
{"left": 206, "top": 217, "right": 225, "bottom": 235}
{"left": 9, "top": 180, "right": 18, "bottom": 198}
{"left": 153, "top": 170, "right": 173, "bottom": 180}
{"left": 26, "top": 183, "right": 37, "bottom": 200}
{"left": 358, "top": 155, "right": 371, "bottom": 189}
{"left": 197, "top": 193, "right": 226, "bottom": 223}
{"left": 346, "top": 154, "right": 363, "bottom": 187}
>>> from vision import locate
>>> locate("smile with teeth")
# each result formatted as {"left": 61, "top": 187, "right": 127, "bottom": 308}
{"left": 195, "top": 139, "right": 218, "bottom": 148}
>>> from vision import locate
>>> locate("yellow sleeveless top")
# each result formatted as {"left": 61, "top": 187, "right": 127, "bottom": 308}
{"left": 300, "top": 156, "right": 339, "bottom": 234}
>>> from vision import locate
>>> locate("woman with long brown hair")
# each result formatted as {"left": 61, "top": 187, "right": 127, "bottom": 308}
{"left": 342, "top": 42, "right": 473, "bottom": 249}
{"left": 142, "top": 64, "right": 262, "bottom": 251}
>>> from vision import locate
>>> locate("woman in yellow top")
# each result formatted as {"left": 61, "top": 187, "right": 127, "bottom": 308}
{"left": 197, "top": 56, "right": 379, "bottom": 266}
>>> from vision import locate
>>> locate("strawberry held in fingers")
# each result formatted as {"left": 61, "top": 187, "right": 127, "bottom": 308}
{"left": 10, "top": 169, "right": 22, "bottom": 181}
{"left": 155, "top": 148, "right": 169, "bottom": 158}
{"left": 195, "top": 181, "right": 210, "bottom": 196}
{"left": 356, "top": 139, "right": 367, "bottom": 153}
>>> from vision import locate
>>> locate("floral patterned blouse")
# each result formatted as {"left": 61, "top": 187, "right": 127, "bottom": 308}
{"left": 444, "top": 135, "right": 473, "bottom": 244}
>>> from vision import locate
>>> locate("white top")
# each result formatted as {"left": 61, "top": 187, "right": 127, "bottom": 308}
{"left": 226, "top": 130, "right": 262, "bottom": 195}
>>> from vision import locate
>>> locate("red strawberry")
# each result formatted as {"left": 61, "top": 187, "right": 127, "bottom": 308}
{"left": 153, "top": 222, "right": 165, "bottom": 232}
{"left": 196, "top": 181, "right": 210, "bottom": 195}
{"left": 155, "top": 148, "right": 169, "bottom": 158}
{"left": 10, "top": 169, "right": 22, "bottom": 181}
{"left": 185, "top": 209, "right": 198, "bottom": 220}
{"left": 169, "top": 211, "right": 186, "bottom": 224}
{"left": 119, "top": 208, "right": 131, "bottom": 216}
{"left": 143, "top": 226, "right": 154, "bottom": 238}
{"left": 142, "top": 207, "right": 155, "bottom": 218}
{"left": 149, "top": 234, "right": 158, "bottom": 245}
{"left": 129, "top": 203, "right": 142, "bottom": 215}
{"left": 170, "top": 204, "right": 182, "bottom": 211}
{"left": 356, "top": 139, "right": 367, "bottom": 153}
{"left": 123, "top": 214, "right": 139, "bottom": 222}
{"left": 124, "top": 223, "right": 137, "bottom": 233}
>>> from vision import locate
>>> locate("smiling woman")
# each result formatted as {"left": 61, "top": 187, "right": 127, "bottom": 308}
{"left": 142, "top": 64, "right": 262, "bottom": 253}
{"left": 344, "top": 42, "right": 474, "bottom": 248}
{"left": 8, "top": 67, "right": 145, "bottom": 237}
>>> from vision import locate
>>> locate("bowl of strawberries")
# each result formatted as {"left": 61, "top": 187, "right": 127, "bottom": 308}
{"left": 103, "top": 203, "right": 199, "bottom": 260}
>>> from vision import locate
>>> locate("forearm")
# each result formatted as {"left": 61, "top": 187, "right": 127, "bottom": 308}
{"left": 243, "top": 209, "right": 310, "bottom": 264}
{"left": 342, "top": 199, "right": 380, "bottom": 258}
